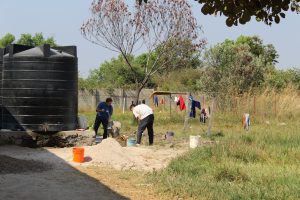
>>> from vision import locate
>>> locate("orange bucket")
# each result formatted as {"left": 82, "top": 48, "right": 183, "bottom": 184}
{"left": 73, "top": 147, "right": 85, "bottom": 163}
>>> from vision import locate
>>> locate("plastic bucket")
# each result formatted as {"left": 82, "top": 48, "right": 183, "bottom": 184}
{"left": 127, "top": 137, "right": 137, "bottom": 147}
{"left": 189, "top": 135, "right": 200, "bottom": 148}
{"left": 73, "top": 147, "right": 85, "bottom": 163}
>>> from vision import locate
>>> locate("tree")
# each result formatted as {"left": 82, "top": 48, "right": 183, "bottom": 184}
{"left": 81, "top": 0, "right": 205, "bottom": 103}
{"left": 266, "top": 68, "right": 300, "bottom": 90}
{"left": 79, "top": 54, "right": 159, "bottom": 90}
{"left": 17, "top": 33, "right": 57, "bottom": 47}
{"left": 198, "top": 35, "right": 278, "bottom": 95}
{"left": 0, "top": 33, "right": 15, "bottom": 48}
{"left": 139, "top": 0, "right": 300, "bottom": 26}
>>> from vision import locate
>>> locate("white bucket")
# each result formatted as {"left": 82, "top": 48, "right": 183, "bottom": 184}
{"left": 189, "top": 135, "right": 200, "bottom": 148}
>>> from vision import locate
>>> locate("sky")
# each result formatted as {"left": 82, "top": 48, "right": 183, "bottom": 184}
{"left": 0, "top": 0, "right": 299, "bottom": 78}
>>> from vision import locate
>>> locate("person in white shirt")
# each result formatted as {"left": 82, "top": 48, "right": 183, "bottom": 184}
{"left": 129, "top": 103, "right": 154, "bottom": 145}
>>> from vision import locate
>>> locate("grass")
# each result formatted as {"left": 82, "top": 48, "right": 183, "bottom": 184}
{"left": 147, "top": 114, "right": 300, "bottom": 200}
{"left": 79, "top": 93, "right": 300, "bottom": 199}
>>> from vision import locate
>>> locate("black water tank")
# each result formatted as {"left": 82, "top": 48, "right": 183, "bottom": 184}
{"left": 0, "top": 48, "right": 4, "bottom": 129}
{"left": 2, "top": 44, "right": 78, "bottom": 133}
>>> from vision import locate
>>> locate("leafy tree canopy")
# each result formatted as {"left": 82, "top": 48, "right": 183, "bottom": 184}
{"left": 0, "top": 32, "right": 57, "bottom": 48}
{"left": 80, "top": 40, "right": 201, "bottom": 91}
{"left": 17, "top": 33, "right": 57, "bottom": 47}
{"left": 266, "top": 68, "right": 300, "bottom": 90}
{"left": 139, "top": 0, "right": 300, "bottom": 26}
{"left": 81, "top": 54, "right": 156, "bottom": 90}
{"left": 0, "top": 33, "right": 15, "bottom": 48}
{"left": 198, "top": 35, "right": 279, "bottom": 95}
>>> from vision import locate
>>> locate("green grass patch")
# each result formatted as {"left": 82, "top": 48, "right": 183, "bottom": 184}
{"left": 147, "top": 115, "right": 300, "bottom": 199}
{"left": 79, "top": 108, "right": 300, "bottom": 199}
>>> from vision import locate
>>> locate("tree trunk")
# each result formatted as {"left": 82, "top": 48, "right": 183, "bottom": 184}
{"left": 134, "top": 86, "right": 142, "bottom": 105}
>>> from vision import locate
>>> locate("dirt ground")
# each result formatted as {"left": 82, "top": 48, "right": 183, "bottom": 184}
{"left": 0, "top": 139, "right": 187, "bottom": 200}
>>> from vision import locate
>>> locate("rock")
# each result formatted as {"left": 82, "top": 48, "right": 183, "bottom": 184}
{"left": 108, "top": 121, "right": 122, "bottom": 138}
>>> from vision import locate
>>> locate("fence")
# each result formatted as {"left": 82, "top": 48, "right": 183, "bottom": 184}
{"left": 78, "top": 88, "right": 300, "bottom": 119}
{"left": 78, "top": 88, "right": 155, "bottom": 112}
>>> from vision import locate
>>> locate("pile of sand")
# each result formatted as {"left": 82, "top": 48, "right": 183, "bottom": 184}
{"left": 86, "top": 138, "right": 137, "bottom": 169}
{"left": 63, "top": 138, "right": 187, "bottom": 171}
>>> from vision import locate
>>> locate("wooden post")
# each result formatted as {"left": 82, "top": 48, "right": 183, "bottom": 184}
{"left": 122, "top": 97, "right": 125, "bottom": 114}
{"left": 274, "top": 93, "right": 277, "bottom": 116}
{"left": 253, "top": 96, "right": 256, "bottom": 115}
{"left": 183, "top": 93, "right": 191, "bottom": 131}
{"left": 122, "top": 89, "right": 126, "bottom": 114}
{"left": 169, "top": 94, "right": 172, "bottom": 119}
{"left": 235, "top": 97, "right": 238, "bottom": 114}
{"left": 207, "top": 98, "right": 215, "bottom": 136}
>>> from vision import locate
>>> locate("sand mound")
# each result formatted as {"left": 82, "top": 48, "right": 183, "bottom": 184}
{"left": 86, "top": 138, "right": 137, "bottom": 169}
{"left": 46, "top": 138, "right": 187, "bottom": 171}
{"left": 82, "top": 138, "right": 186, "bottom": 171}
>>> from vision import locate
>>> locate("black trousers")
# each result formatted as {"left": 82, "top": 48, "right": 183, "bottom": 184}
{"left": 137, "top": 114, "right": 154, "bottom": 145}
{"left": 94, "top": 116, "right": 109, "bottom": 139}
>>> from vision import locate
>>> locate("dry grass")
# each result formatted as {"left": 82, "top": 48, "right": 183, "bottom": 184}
{"left": 78, "top": 88, "right": 300, "bottom": 199}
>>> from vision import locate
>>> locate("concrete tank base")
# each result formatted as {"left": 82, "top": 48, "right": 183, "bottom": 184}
{"left": 0, "top": 130, "right": 95, "bottom": 147}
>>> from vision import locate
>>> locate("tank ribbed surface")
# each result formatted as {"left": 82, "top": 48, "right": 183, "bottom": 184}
{"left": 0, "top": 48, "right": 4, "bottom": 129}
{"left": 2, "top": 44, "right": 78, "bottom": 133}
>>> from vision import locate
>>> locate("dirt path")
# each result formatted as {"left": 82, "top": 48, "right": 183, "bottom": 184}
{"left": 0, "top": 146, "right": 128, "bottom": 200}
{"left": 0, "top": 140, "right": 187, "bottom": 200}
{"left": 46, "top": 138, "right": 187, "bottom": 171}
{"left": 77, "top": 166, "right": 172, "bottom": 200}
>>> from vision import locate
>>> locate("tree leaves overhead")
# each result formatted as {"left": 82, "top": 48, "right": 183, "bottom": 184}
{"left": 0, "top": 33, "right": 15, "bottom": 48}
{"left": 0, "top": 32, "right": 57, "bottom": 48}
{"left": 197, "top": 0, "right": 300, "bottom": 26}
{"left": 199, "top": 35, "right": 279, "bottom": 95}
{"left": 138, "top": 0, "right": 147, "bottom": 4}
{"left": 17, "top": 33, "right": 57, "bottom": 47}
{"left": 139, "top": 0, "right": 300, "bottom": 26}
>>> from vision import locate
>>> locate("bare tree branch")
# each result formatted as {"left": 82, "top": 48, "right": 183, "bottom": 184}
{"left": 81, "top": 0, "right": 205, "bottom": 102}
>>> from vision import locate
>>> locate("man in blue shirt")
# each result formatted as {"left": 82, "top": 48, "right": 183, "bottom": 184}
{"left": 94, "top": 97, "right": 113, "bottom": 139}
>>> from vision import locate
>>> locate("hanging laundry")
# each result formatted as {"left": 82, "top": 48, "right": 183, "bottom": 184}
{"left": 189, "top": 100, "right": 201, "bottom": 118}
{"left": 176, "top": 98, "right": 180, "bottom": 106}
{"left": 200, "top": 108, "right": 207, "bottom": 123}
{"left": 194, "top": 100, "right": 201, "bottom": 109}
{"left": 179, "top": 95, "right": 186, "bottom": 110}
{"left": 154, "top": 95, "right": 159, "bottom": 107}
{"left": 174, "top": 96, "right": 179, "bottom": 103}
{"left": 242, "top": 113, "right": 250, "bottom": 130}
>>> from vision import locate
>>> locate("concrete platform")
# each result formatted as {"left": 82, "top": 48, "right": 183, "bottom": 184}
{"left": 0, "top": 130, "right": 95, "bottom": 147}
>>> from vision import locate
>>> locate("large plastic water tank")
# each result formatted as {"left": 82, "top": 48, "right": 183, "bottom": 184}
{"left": 2, "top": 44, "right": 78, "bottom": 133}
{"left": 0, "top": 48, "right": 4, "bottom": 129}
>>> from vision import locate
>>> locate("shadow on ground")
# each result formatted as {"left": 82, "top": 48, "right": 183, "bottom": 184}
{"left": 0, "top": 145, "right": 129, "bottom": 200}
